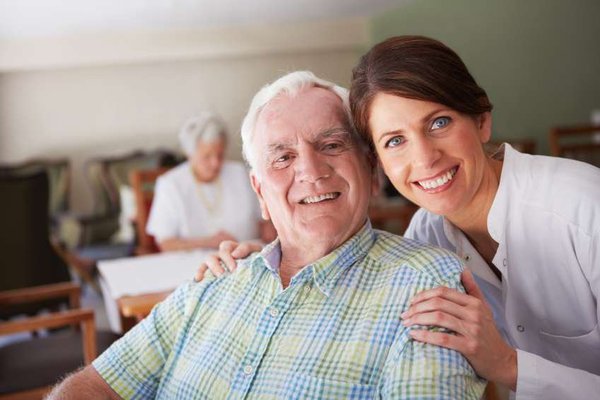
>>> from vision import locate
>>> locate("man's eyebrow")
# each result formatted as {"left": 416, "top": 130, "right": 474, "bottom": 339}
{"left": 266, "top": 142, "right": 292, "bottom": 154}
{"left": 315, "top": 126, "right": 352, "bottom": 140}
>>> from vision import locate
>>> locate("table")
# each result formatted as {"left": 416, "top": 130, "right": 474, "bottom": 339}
{"left": 98, "top": 249, "right": 211, "bottom": 333}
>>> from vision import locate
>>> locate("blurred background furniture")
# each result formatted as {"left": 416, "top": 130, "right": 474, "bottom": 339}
{"left": 0, "top": 158, "right": 71, "bottom": 234}
{"left": 0, "top": 282, "right": 119, "bottom": 399}
{"left": 549, "top": 124, "right": 600, "bottom": 167}
{"left": 98, "top": 249, "right": 211, "bottom": 333}
{"left": 58, "top": 149, "right": 181, "bottom": 263}
{"left": 129, "top": 167, "right": 171, "bottom": 255}
{"left": 0, "top": 169, "right": 73, "bottom": 318}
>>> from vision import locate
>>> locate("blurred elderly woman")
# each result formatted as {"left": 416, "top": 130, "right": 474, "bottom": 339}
{"left": 147, "top": 112, "right": 266, "bottom": 251}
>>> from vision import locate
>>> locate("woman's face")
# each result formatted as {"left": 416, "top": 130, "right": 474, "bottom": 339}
{"left": 190, "top": 139, "right": 226, "bottom": 182}
{"left": 368, "top": 93, "right": 492, "bottom": 218}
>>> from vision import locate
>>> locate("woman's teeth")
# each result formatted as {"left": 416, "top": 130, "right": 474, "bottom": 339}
{"left": 418, "top": 167, "right": 457, "bottom": 189}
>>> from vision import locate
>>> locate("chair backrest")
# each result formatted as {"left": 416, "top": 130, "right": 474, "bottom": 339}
{"left": 0, "top": 158, "right": 71, "bottom": 224}
{"left": 84, "top": 149, "right": 181, "bottom": 217}
{"left": 129, "top": 167, "right": 171, "bottom": 255}
{"left": 0, "top": 170, "right": 71, "bottom": 316}
{"left": 549, "top": 125, "right": 600, "bottom": 167}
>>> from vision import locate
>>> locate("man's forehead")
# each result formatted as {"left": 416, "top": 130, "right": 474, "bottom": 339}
{"left": 259, "top": 86, "right": 344, "bottom": 121}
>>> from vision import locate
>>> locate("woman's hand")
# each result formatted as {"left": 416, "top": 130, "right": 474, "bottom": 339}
{"left": 194, "top": 240, "right": 263, "bottom": 282}
{"left": 401, "top": 270, "right": 517, "bottom": 391}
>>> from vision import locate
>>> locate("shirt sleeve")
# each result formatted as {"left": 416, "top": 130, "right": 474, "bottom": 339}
{"left": 379, "top": 253, "right": 487, "bottom": 399}
{"left": 516, "top": 349, "right": 600, "bottom": 400}
{"left": 146, "top": 176, "right": 180, "bottom": 242}
{"left": 92, "top": 282, "right": 198, "bottom": 399}
{"left": 515, "top": 225, "right": 600, "bottom": 399}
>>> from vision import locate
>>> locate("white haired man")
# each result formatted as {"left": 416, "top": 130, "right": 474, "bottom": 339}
{"left": 48, "top": 72, "right": 485, "bottom": 399}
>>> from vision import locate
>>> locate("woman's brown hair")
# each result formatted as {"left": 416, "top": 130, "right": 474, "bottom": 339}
{"left": 350, "top": 35, "right": 493, "bottom": 147}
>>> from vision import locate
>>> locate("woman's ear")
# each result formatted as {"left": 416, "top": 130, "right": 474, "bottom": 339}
{"left": 477, "top": 112, "right": 493, "bottom": 143}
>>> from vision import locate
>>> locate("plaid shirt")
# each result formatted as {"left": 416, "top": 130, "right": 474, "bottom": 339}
{"left": 94, "top": 223, "right": 485, "bottom": 399}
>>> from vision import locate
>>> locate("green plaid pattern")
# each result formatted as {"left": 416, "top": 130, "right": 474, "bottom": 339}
{"left": 94, "top": 223, "right": 485, "bottom": 399}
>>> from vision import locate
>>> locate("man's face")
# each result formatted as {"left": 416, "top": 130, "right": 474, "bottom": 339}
{"left": 250, "top": 87, "right": 375, "bottom": 255}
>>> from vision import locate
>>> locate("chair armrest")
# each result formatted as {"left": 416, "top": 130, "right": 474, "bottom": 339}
{"left": 0, "top": 282, "right": 80, "bottom": 309}
{"left": 0, "top": 308, "right": 98, "bottom": 363}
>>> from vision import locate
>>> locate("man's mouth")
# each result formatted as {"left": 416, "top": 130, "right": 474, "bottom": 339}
{"left": 415, "top": 167, "right": 458, "bottom": 190}
{"left": 299, "top": 192, "right": 341, "bottom": 204}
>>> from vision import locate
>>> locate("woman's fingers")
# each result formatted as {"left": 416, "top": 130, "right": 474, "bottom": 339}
{"left": 194, "top": 263, "right": 208, "bottom": 282}
{"left": 403, "top": 310, "right": 471, "bottom": 336}
{"left": 410, "top": 285, "right": 474, "bottom": 307}
{"left": 402, "top": 296, "right": 478, "bottom": 323}
{"left": 218, "top": 241, "right": 239, "bottom": 272}
{"left": 205, "top": 254, "right": 227, "bottom": 276}
{"left": 461, "top": 269, "right": 485, "bottom": 300}
{"left": 409, "top": 329, "right": 465, "bottom": 353}
{"left": 231, "top": 241, "right": 262, "bottom": 259}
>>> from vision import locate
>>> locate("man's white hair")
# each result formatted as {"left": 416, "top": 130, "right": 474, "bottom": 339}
{"left": 240, "top": 71, "right": 354, "bottom": 172}
{"left": 178, "top": 111, "right": 228, "bottom": 157}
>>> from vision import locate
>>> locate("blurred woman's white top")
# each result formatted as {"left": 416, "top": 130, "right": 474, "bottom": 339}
{"left": 147, "top": 160, "right": 261, "bottom": 243}
{"left": 405, "top": 144, "right": 600, "bottom": 399}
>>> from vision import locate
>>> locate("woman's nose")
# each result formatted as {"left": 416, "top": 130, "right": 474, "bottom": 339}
{"left": 412, "top": 137, "right": 441, "bottom": 170}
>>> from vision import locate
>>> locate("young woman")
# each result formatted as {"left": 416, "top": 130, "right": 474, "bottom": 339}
{"left": 197, "top": 37, "right": 600, "bottom": 399}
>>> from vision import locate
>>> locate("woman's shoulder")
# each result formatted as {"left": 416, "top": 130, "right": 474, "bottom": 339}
{"left": 157, "top": 162, "right": 193, "bottom": 187}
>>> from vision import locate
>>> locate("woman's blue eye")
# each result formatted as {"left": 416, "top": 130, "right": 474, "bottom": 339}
{"left": 385, "top": 136, "right": 404, "bottom": 148}
{"left": 431, "top": 116, "right": 450, "bottom": 130}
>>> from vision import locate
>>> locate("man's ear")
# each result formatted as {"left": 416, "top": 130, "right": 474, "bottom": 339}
{"left": 477, "top": 112, "right": 493, "bottom": 144}
{"left": 250, "top": 172, "right": 270, "bottom": 221}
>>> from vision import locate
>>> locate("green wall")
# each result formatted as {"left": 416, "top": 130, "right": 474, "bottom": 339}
{"left": 370, "top": 0, "right": 600, "bottom": 154}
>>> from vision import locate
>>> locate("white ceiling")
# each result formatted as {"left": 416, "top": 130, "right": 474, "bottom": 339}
{"left": 0, "top": 0, "right": 404, "bottom": 39}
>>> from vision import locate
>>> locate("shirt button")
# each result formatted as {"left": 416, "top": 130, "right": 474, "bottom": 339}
{"left": 503, "top": 258, "right": 508, "bottom": 266}
{"left": 304, "top": 286, "right": 311, "bottom": 294}
{"left": 464, "top": 254, "right": 471, "bottom": 262}
{"left": 269, "top": 307, "right": 280, "bottom": 317}
{"left": 517, "top": 325, "right": 525, "bottom": 332}
{"left": 243, "top": 365, "right": 254, "bottom": 375}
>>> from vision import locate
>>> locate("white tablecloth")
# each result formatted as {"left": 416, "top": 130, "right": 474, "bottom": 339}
{"left": 98, "top": 249, "right": 211, "bottom": 333}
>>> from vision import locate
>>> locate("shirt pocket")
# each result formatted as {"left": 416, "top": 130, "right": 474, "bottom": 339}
{"left": 539, "top": 322, "right": 600, "bottom": 372}
{"left": 283, "top": 374, "right": 376, "bottom": 400}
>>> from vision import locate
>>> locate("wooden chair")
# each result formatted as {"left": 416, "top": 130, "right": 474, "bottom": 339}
{"left": 549, "top": 124, "right": 600, "bottom": 167}
{"left": 129, "top": 167, "right": 171, "bottom": 255}
{"left": 0, "top": 282, "right": 118, "bottom": 399}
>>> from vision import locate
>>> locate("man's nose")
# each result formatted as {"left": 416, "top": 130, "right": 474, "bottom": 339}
{"left": 295, "top": 149, "right": 331, "bottom": 183}
{"left": 412, "top": 137, "right": 441, "bottom": 170}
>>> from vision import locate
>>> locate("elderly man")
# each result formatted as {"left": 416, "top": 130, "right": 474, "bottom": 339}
{"left": 49, "top": 72, "right": 485, "bottom": 399}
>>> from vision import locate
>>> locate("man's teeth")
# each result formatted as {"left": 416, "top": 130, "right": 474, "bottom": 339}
{"left": 418, "top": 168, "right": 457, "bottom": 189}
{"left": 301, "top": 192, "right": 339, "bottom": 204}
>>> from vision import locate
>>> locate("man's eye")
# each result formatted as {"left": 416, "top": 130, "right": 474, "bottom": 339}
{"left": 384, "top": 136, "right": 405, "bottom": 148}
{"left": 431, "top": 116, "right": 451, "bottom": 130}
{"left": 323, "top": 142, "right": 343, "bottom": 151}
